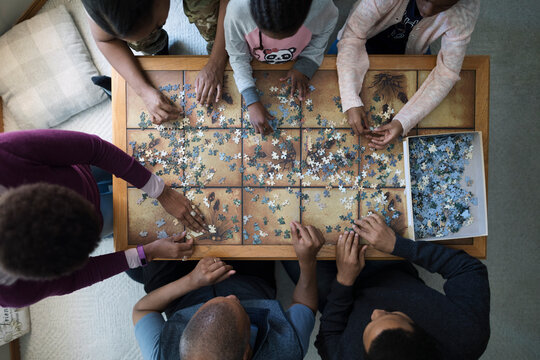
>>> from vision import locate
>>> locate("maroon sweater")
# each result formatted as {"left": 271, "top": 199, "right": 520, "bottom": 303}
{"left": 0, "top": 130, "right": 151, "bottom": 307}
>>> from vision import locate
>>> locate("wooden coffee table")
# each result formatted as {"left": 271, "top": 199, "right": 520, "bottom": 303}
{"left": 112, "top": 55, "right": 489, "bottom": 259}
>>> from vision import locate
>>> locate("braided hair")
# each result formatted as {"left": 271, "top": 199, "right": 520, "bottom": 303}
{"left": 250, "top": 0, "right": 313, "bottom": 35}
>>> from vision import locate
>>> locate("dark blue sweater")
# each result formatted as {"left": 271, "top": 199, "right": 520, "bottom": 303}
{"left": 315, "top": 236, "right": 490, "bottom": 360}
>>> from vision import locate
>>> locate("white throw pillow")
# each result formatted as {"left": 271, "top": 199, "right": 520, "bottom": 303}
{"left": 0, "top": 5, "right": 107, "bottom": 129}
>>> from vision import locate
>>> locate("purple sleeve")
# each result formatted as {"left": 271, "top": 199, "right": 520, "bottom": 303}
{"left": 0, "top": 129, "right": 151, "bottom": 188}
{"left": 0, "top": 252, "right": 129, "bottom": 308}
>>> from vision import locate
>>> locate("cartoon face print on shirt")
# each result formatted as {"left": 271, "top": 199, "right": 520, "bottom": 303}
{"left": 245, "top": 26, "right": 312, "bottom": 64}
{"left": 262, "top": 47, "right": 297, "bottom": 64}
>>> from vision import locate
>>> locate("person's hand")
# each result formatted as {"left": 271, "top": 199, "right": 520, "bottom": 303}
{"left": 195, "top": 59, "right": 225, "bottom": 106}
{"left": 365, "top": 119, "right": 403, "bottom": 149}
{"left": 157, "top": 186, "right": 207, "bottom": 232}
{"left": 336, "top": 231, "right": 368, "bottom": 286}
{"left": 353, "top": 214, "right": 397, "bottom": 254}
{"left": 290, "top": 221, "right": 325, "bottom": 265}
{"left": 143, "top": 232, "right": 194, "bottom": 261}
{"left": 247, "top": 101, "right": 275, "bottom": 135}
{"left": 346, "top": 106, "right": 369, "bottom": 135}
{"left": 187, "top": 257, "right": 236, "bottom": 289}
{"left": 141, "top": 86, "right": 182, "bottom": 124}
{"left": 280, "top": 69, "right": 309, "bottom": 101}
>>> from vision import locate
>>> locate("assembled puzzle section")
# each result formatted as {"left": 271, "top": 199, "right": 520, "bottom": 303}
{"left": 123, "top": 68, "right": 418, "bottom": 250}
{"left": 404, "top": 132, "right": 488, "bottom": 241}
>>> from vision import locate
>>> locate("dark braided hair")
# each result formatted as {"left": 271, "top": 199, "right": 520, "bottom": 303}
{"left": 250, "top": 0, "right": 313, "bottom": 35}
{"left": 82, "top": 0, "right": 155, "bottom": 38}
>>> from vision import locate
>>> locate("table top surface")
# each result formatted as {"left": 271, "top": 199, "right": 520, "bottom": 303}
{"left": 112, "top": 55, "right": 489, "bottom": 259}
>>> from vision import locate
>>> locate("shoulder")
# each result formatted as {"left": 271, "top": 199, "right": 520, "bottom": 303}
{"left": 441, "top": 0, "right": 480, "bottom": 34}
{"left": 307, "top": 0, "right": 338, "bottom": 20}
{"left": 226, "top": 0, "right": 252, "bottom": 19}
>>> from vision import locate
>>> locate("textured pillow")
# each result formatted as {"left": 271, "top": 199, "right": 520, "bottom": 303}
{"left": 0, "top": 5, "right": 107, "bottom": 129}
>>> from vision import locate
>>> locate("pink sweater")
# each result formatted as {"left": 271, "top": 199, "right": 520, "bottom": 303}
{"left": 337, "top": 0, "right": 480, "bottom": 135}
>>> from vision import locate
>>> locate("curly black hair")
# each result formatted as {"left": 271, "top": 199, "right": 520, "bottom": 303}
{"left": 250, "top": 0, "right": 313, "bottom": 35}
{"left": 82, "top": 0, "right": 155, "bottom": 38}
{"left": 0, "top": 183, "right": 101, "bottom": 280}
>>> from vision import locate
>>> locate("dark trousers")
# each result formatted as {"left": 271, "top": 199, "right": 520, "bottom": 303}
{"left": 90, "top": 166, "right": 113, "bottom": 237}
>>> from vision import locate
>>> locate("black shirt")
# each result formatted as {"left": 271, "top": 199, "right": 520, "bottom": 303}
{"left": 365, "top": 0, "right": 423, "bottom": 54}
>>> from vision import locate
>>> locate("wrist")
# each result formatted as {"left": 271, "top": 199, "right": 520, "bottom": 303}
{"left": 206, "top": 55, "right": 227, "bottom": 71}
{"left": 299, "top": 258, "right": 317, "bottom": 269}
{"left": 336, "top": 273, "right": 355, "bottom": 287}
{"left": 142, "top": 243, "right": 154, "bottom": 262}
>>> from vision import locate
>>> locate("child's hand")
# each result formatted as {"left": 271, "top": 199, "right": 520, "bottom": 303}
{"left": 142, "top": 87, "right": 182, "bottom": 124}
{"left": 365, "top": 120, "right": 403, "bottom": 149}
{"left": 336, "top": 231, "right": 368, "bottom": 286}
{"left": 346, "top": 106, "right": 369, "bottom": 135}
{"left": 195, "top": 59, "right": 225, "bottom": 106}
{"left": 353, "top": 214, "right": 397, "bottom": 254}
{"left": 290, "top": 221, "right": 325, "bottom": 266}
{"left": 143, "top": 232, "right": 194, "bottom": 261}
{"left": 247, "top": 101, "right": 275, "bottom": 135}
{"left": 280, "top": 69, "right": 309, "bottom": 101}
{"left": 187, "top": 257, "right": 235, "bottom": 289}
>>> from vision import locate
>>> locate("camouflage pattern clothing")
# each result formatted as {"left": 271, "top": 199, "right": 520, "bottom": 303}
{"left": 127, "top": 0, "right": 220, "bottom": 55}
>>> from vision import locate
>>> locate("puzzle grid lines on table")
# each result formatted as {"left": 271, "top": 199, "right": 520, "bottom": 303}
{"left": 125, "top": 69, "right": 417, "bottom": 247}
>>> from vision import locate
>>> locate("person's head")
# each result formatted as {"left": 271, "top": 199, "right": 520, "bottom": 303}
{"left": 180, "top": 295, "right": 251, "bottom": 360}
{"left": 416, "top": 0, "right": 460, "bottom": 18}
{"left": 250, "top": 0, "right": 313, "bottom": 39}
{"left": 363, "top": 309, "right": 441, "bottom": 360}
{"left": 0, "top": 183, "right": 101, "bottom": 280}
{"left": 82, "top": 0, "right": 170, "bottom": 42}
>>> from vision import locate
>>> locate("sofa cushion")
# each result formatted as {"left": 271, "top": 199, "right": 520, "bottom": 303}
{"left": 0, "top": 5, "right": 107, "bottom": 129}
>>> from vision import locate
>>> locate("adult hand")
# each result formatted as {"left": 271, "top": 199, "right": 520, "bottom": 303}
{"left": 290, "top": 221, "right": 325, "bottom": 266}
{"left": 353, "top": 214, "right": 397, "bottom": 254}
{"left": 336, "top": 231, "right": 368, "bottom": 286}
{"left": 187, "top": 257, "right": 235, "bottom": 289}
{"left": 247, "top": 101, "right": 275, "bottom": 135}
{"left": 195, "top": 59, "right": 225, "bottom": 106}
{"left": 141, "top": 86, "right": 182, "bottom": 124}
{"left": 143, "top": 232, "right": 194, "bottom": 261}
{"left": 365, "top": 119, "right": 403, "bottom": 149}
{"left": 157, "top": 186, "right": 207, "bottom": 232}
{"left": 280, "top": 69, "right": 309, "bottom": 101}
{"left": 346, "top": 106, "right": 369, "bottom": 136}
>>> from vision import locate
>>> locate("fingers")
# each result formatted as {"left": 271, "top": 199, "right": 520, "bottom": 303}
{"left": 199, "top": 83, "right": 211, "bottom": 106}
{"left": 290, "top": 222, "right": 299, "bottom": 245}
{"left": 183, "top": 212, "right": 205, "bottom": 232}
{"left": 290, "top": 80, "right": 297, "bottom": 99}
{"left": 171, "top": 231, "right": 188, "bottom": 242}
{"left": 350, "top": 233, "right": 360, "bottom": 259}
{"left": 215, "top": 83, "right": 222, "bottom": 103}
{"left": 352, "top": 223, "right": 370, "bottom": 240}
{"left": 298, "top": 81, "right": 307, "bottom": 101}
{"left": 306, "top": 226, "right": 319, "bottom": 246}
{"left": 360, "top": 109, "right": 369, "bottom": 130}
{"left": 295, "top": 223, "right": 311, "bottom": 243}
{"left": 344, "top": 231, "right": 354, "bottom": 254}
{"left": 195, "top": 77, "right": 202, "bottom": 103}
{"left": 369, "top": 213, "right": 384, "bottom": 226}
{"left": 205, "top": 85, "right": 216, "bottom": 106}
{"left": 359, "top": 245, "right": 368, "bottom": 266}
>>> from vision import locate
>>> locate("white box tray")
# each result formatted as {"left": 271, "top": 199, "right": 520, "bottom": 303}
{"left": 403, "top": 131, "right": 488, "bottom": 241}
